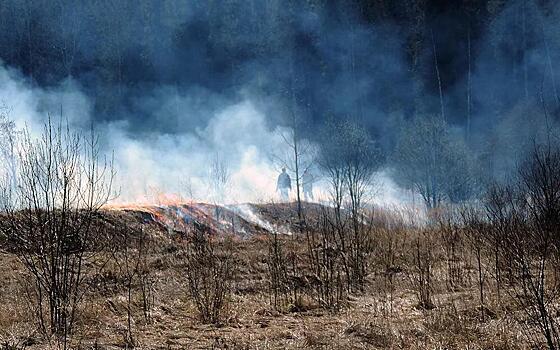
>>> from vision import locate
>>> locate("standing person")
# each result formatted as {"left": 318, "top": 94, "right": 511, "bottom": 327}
{"left": 276, "top": 168, "right": 291, "bottom": 201}
{"left": 303, "top": 168, "right": 314, "bottom": 201}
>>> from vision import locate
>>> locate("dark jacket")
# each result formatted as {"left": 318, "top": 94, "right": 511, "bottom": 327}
{"left": 277, "top": 172, "right": 291, "bottom": 190}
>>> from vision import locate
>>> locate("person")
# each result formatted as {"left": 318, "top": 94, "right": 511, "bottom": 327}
{"left": 303, "top": 168, "right": 314, "bottom": 201}
{"left": 276, "top": 168, "right": 291, "bottom": 201}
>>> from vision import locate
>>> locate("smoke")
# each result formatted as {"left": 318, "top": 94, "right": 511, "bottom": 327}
{"left": 0, "top": 61, "right": 297, "bottom": 203}
{"left": 0, "top": 1, "right": 411, "bottom": 145}
{"left": 106, "top": 98, "right": 293, "bottom": 203}
{"left": 2, "top": 0, "right": 560, "bottom": 206}
{"left": 0, "top": 64, "right": 91, "bottom": 133}
{"left": 0, "top": 60, "right": 412, "bottom": 205}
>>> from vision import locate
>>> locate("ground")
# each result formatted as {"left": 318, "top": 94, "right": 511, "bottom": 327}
{"left": 0, "top": 203, "right": 534, "bottom": 349}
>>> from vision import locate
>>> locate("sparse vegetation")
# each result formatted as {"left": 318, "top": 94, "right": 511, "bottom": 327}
{"left": 0, "top": 118, "right": 114, "bottom": 348}
{"left": 1, "top": 117, "right": 560, "bottom": 349}
{"left": 4, "top": 0, "right": 560, "bottom": 348}
{"left": 0, "top": 196, "right": 557, "bottom": 348}
{"left": 184, "top": 224, "right": 235, "bottom": 325}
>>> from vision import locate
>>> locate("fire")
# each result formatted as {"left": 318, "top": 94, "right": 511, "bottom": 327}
{"left": 104, "top": 197, "right": 272, "bottom": 238}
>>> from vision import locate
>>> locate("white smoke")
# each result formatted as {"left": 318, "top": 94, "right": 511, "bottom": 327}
{"left": 0, "top": 63, "right": 92, "bottom": 134}
{"left": 0, "top": 62, "right": 295, "bottom": 204}
{"left": 0, "top": 62, "right": 414, "bottom": 207}
{"left": 105, "top": 99, "right": 289, "bottom": 203}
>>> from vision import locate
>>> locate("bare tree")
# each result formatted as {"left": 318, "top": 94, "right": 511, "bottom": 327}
{"left": 393, "top": 115, "right": 477, "bottom": 209}
{"left": 466, "top": 11, "right": 473, "bottom": 140}
{"left": 52, "top": 0, "right": 82, "bottom": 78}
{"left": 275, "top": 123, "right": 316, "bottom": 224}
{"left": 208, "top": 152, "right": 231, "bottom": 221}
{"left": 318, "top": 119, "right": 381, "bottom": 292}
{"left": 431, "top": 29, "right": 446, "bottom": 122}
{"left": 0, "top": 116, "right": 114, "bottom": 346}
{"left": 0, "top": 104, "right": 18, "bottom": 199}
{"left": 209, "top": 152, "right": 230, "bottom": 201}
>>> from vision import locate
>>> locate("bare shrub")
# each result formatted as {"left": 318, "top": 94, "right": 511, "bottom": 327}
{"left": 373, "top": 208, "right": 410, "bottom": 316}
{"left": 138, "top": 246, "right": 156, "bottom": 325}
{"left": 0, "top": 104, "right": 18, "bottom": 197}
{"left": 266, "top": 231, "right": 301, "bottom": 311}
{"left": 411, "top": 228, "right": 435, "bottom": 309}
{"left": 347, "top": 209, "right": 376, "bottom": 292}
{"left": 318, "top": 120, "right": 382, "bottom": 293}
{"left": 461, "top": 205, "right": 488, "bottom": 321}
{"left": 112, "top": 225, "right": 152, "bottom": 346}
{"left": 436, "top": 208, "right": 467, "bottom": 291}
{"left": 185, "top": 224, "right": 235, "bottom": 324}
{"left": 208, "top": 153, "right": 231, "bottom": 222}
{"left": 513, "top": 146, "right": 560, "bottom": 349}
{"left": 305, "top": 207, "right": 345, "bottom": 309}
{"left": 0, "top": 117, "right": 114, "bottom": 345}
{"left": 485, "top": 145, "right": 560, "bottom": 349}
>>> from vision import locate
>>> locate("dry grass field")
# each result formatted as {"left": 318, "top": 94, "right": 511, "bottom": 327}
{"left": 0, "top": 202, "right": 543, "bottom": 350}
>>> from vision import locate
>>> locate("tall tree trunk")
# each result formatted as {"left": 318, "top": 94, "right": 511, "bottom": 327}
{"left": 522, "top": 0, "right": 529, "bottom": 102}
{"left": 467, "top": 20, "right": 472, "bottom": 142}
{"left": 431, "top": 29, "right": 446, "bottom": 122}
{"left": 541, "top": 17, "right": 560, "bottom": 108}
{"left": 289, "top": 53, "right": 303, "bottom": 225}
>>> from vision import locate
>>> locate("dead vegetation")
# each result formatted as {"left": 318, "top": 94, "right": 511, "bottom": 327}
{"left": 0, "top": 204, "right": 550, "bottom": 349}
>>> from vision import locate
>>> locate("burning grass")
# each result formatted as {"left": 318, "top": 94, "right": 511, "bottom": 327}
{"left": 106, "top": 202, "right": 272, "bottom": 238}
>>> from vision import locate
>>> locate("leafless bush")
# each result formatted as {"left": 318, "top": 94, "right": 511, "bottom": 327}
{"left": 318, "top": 120, "right": 381, "bottom": 293}
{"left": 112, "top": 225, "right": 152, "bottom": 346}
{"left": 305, "top": 207, "right": 345, "bottom": 309}
{"left": 347, "top": 209, "right": 375, "bottom": 292}
{"left": 461, "top": 205, "right": 488, "bottom": 321}
{"left": 0, "top": 117, "right": 114, "bottom": 346}
{"left": 266, "top": 231, "right": 301, "bottom": 311}
{"left": 373, "top": 209, "right": 410, "bottom": 316}
{"left": 436, "top": 209, "right": 467, "bottom": 291}
{"left": 411, "top": 228, "right": 435, "bottom": 309}
{"left": 185, "top": 224, "right": 235, "bottom": 324}
{"left": 485, "top": 185, "right": 520, "bottom": 300}
{"left": 138, "top": 248, "right": 156, "bottom": 325}
{"left": 0, "top": 104, "right": 17, "bottom": 198}
{"left": 484, "top": 145, "right": 560, "bottom": 349}
{"left": 208, "top": 153, "right": 231, "bottom": 222}
{"left": 515, "top": 146, "right": 560, "bottom": 349}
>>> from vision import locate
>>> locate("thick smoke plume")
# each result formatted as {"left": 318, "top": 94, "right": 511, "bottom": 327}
{"left": 1, "top": 0, "right": 560, "bottom": 206}
{"left": 0, "top": 62, "right": 409, "bottom": 205}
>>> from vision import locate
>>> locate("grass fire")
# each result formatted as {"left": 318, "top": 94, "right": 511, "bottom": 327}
{"left": 2, "top": 1, "right": 560, "bottom": 349}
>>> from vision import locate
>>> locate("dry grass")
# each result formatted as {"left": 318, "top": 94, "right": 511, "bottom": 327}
{"left": 0, "top": 207, "right": 539, "bottom": 349}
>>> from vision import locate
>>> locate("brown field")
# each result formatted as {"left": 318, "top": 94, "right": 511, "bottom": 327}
{"left": 0, "top": 203, "right": 542, "bottom": 349}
